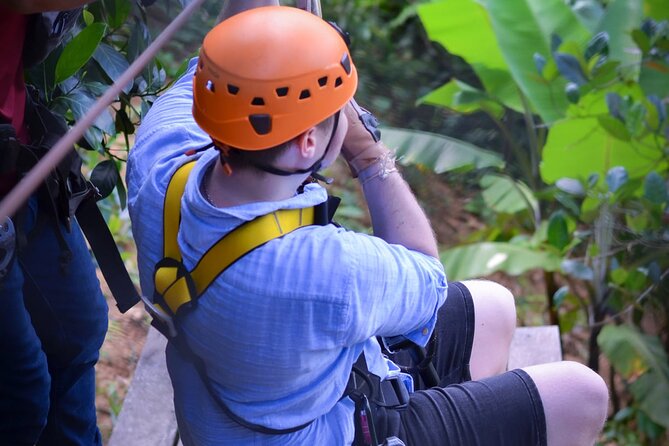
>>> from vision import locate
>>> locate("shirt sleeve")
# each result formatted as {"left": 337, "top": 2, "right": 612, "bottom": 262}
{"left": 127, "top": 58, "right": 211, "bottom": 202}
{"left": 339, "top": 230, "right": 447, "bottom": 348}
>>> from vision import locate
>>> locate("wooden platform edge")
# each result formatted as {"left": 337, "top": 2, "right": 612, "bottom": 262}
{"left": 108, "top": 327, "right": 178, "bottom": 446}
{"left": 508, "top": 325, "right": 562, "bottom": 370}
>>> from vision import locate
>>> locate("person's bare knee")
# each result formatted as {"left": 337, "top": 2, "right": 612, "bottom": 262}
{"left": 524, "top": 361, "right": 609, "bottom": 446}
{"left": 462, "top": 280, "right": 516, "bottom": 379}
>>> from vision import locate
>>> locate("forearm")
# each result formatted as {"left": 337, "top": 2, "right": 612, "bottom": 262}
{"left": 1, "top": 0, "right": 90, "bottom": 13}
{"left": 362, "top": 167, "right": 439, "bottom": 259}
{"left": 217, "top": 0, "right": 279, "bottom": 23}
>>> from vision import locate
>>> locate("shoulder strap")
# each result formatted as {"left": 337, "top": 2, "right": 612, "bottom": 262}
{"left": 155, "top": 161, "right": 319, "bottom": 315}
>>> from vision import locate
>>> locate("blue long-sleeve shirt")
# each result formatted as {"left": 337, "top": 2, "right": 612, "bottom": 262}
{"left": 127, "top": 58, "right": 447, "bottom": 445}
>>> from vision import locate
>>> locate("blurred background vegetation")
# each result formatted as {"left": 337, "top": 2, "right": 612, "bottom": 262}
{"left": 27, "top": 0, "right": 669, "bottom": 443}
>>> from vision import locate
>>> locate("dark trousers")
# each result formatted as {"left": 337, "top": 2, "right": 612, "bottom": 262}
{"left": 0, "top": 197, "right": 108, "bottom": 445}
{"left": 379, "top": 282, "right": 547, "bottom": 446}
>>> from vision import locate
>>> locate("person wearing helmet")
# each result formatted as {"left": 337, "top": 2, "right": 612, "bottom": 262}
{"left": 128, "top": 2, "right": 608, "bottom": 445}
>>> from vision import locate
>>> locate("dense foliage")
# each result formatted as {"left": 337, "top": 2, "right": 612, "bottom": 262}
{"left": 413, "top": 0, "right": 669, "bottom": 443}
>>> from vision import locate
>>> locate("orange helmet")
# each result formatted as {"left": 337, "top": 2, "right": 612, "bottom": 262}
{"left": 193, "top": 6, "right": 358, "bottom": 151}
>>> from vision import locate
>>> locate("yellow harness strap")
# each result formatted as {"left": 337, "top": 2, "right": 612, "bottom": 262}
{"left": 154, "top": 160, "right": 316, "bottom": 315}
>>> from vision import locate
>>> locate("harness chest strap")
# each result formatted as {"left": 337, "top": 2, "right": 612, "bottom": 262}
{"left": 153, "top": 159, "right": 319, "bottom": 316}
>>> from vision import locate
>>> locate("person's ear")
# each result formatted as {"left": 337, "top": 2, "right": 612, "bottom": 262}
{"left": 294, "top": 127, "right": 318, "bottom": 159}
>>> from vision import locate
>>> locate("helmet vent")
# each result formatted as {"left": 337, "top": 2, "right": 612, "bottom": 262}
{"left": 334, "top": 77, "right": 343, "bottom": 88}
{"left": 276, "top": 87, "right": 289, "bottom": 97}
{"left": 299, "top": 89, "right": 311, "bottom": 100}
{"left": 206, "top": 80, "right": 216, "bottom": 92}
{"left": 340, "top": 53, "right": 351, "bottom": 75}
{"left": 252, "top": 97, "right": 265, "bottom": 106}
{"left": 249, "top": 114, "right": 272, "bottom": 135}
{"left": 227, "top": 84, "right": 240, "bottom": 95}
{"left": 318, "top": 76, "right": 328, "bottom": 87}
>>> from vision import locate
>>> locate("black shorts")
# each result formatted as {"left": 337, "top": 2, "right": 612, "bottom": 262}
{"left": 377, "top": 282, "right": 548, "bottom": 446}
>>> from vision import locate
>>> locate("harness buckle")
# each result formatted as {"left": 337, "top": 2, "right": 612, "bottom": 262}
{"left": 140, "top": 293, "right": 178, "bottom": 338}
{"left": 377, "top": 375, "right": 410, "bottom": 410}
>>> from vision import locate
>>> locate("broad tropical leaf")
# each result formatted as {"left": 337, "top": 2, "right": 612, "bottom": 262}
{"left": 597, "top": 0, "right": 644, "bottom": 80}
{"left": 599, "top": 325, "right": 669, "bottom": 428}
{"left": 480, "top": 174, "right": 539, "bottom": 215}
{"left": 382, "top": 127, "right": 504, "bottom": 174}
{"left": 417, "top": 0, "right": 524, "bottom": 112}
{"left": 440, "top": 242, "right": 562, "bottom": 281}
{"left": 479, "top": 0, "right": 589, "bottom": 123}
{"left": 420, "top": 79, "right": 504, "bottom": 118}
{"left": 540, "top": 117, "right": 666, "bottom": 184}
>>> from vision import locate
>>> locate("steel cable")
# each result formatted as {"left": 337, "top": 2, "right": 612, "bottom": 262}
{"left": 0, "top": 0, "right": 206, "bottom": 221}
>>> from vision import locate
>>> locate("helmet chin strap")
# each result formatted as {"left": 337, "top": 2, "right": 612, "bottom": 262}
{"left": 245, "top": 111, "right": 340, "bottom": 185}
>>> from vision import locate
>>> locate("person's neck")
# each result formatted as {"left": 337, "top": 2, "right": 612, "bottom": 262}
{"left": 204, "top": 159, "right": 309, "bottom": 208}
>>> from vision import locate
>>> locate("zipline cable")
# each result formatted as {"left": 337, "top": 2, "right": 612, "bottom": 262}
{"left": 297, "top": 0, "right": 322, "bottom": 17}
{"left": 0, "top": 0, "right": 206, "bottom": 222}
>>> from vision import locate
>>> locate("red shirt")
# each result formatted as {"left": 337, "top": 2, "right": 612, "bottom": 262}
{"left": 0, "top": 7, "right": 28, "bottom": 143}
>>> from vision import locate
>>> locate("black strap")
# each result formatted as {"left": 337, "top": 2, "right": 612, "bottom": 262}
{"left": 76, "top": 194, "right": 140, "bottom": 313}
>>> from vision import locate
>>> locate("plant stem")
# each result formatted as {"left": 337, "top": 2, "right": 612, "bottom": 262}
{"left": 486, "top": 111, "right": 535, "bottom": 187}
{"left": 544, "top": 271, "right": 560, "bottom": 327}
{"left": 518, "top": 89, "right": 541, "bottom": 190}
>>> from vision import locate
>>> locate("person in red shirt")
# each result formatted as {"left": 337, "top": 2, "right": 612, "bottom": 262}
{"left": 0, "top": 2, "right": 108, "bottom": 445}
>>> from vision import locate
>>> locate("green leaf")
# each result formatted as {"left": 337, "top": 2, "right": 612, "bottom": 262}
{"left": 552, "top": 285, "right": 569, "bottom": 308}
{"left": 644, "top": 171, "right": 668, "bottom": 204}
{"left": 555, "top": 53, "right": 588, "bottom": 86}
{"left": 570, "top": 0, "right": 605, "bottom": 32}
{"left": 417, "top": 0, "right": 524, "bottom": 112}
{"left": 90, "top": 160, "right": 120, "bottom": 200}
{"left": 606, "top": 166, "right": 629, "bottom": 193}
{"left": 55, "top": 23, "right": 106, "bottom": 85}
{"left": 108, "top": 0, "right": 132, "bottom": 29}
{"left": 116, "top": 175, "right": 127, "bottom": 210}
{"left": 639, "top": 61, "right": 669, "bottom": 98}
{"left": 597, "top": 116, "right": 631, "bottom": 141}
{"left": 479, "top": 0, "right": 590, "bottom": 122}
{"left": 561, "top": 259, "right": 594, "bottom": 280}
{"left": 420, "top": 79, "right": 504, "bottom": 118}
{"left": 599, "top": 325, "right": 669, "bottom": 428}
{"left": 556, "top": 177, "right": 586, "bottom": 196}
{"left": 540, "top": 117, "right": 667, "bottom": 184}
{"left": 547, "top": 211, "right": 570, "bottom": 250}
{"left": 382, "top": 127, "right": 504, "bottom": 174}
{"left": 644, "top": 0, "right": 669, "bottom": 21}
{"left": 610, "top": 267, "right": 629, "bottom": 285}
{"left": 585, "top": 31, "right": 609, "bottom": 60}
{"left": 565, "top": 82, "right": 580, "bottom": 103}
{"left": 83, "top": 9, "right": 94, "bottom": 26}
{"left": 441, "top": 242, "right": 563, "bottom": 281}
{"left": 632, "top": 29, "right": 651, "bottom": 55}
{"left": 61, "top": 88, "right": 115, "bottom": 148}
{"left": 599, "top": 324, "right": 669, "bottom": 378}
{"left": 92, "top": 43, "right": 132, "bottom": 94}
{"left": 480, "top": 174, "right": 538, "bottom": 215}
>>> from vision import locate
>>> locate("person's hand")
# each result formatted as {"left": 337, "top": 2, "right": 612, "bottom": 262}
{"left": 342, "top": 99, "right": 390, "bottom": 177}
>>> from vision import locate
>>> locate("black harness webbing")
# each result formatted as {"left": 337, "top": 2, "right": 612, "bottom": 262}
{"left": 76, "top": 194, "right": 140, "bottom": 313}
